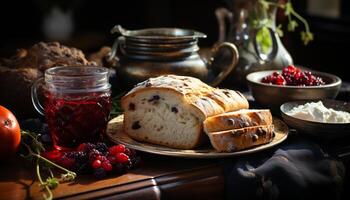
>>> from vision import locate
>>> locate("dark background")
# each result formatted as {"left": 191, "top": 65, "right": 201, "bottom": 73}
{"left": 0, "top": 0, "right": 349, "bottom": 81}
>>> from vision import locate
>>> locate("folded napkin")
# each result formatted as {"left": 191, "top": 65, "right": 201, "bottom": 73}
{"left": 224, "top": 136, "right": 345, "bottom": 200}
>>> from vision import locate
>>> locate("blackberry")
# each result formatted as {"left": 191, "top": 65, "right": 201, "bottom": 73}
{"left": 94, "top": 168, "right": 107, "bottom": 179}
{"left": 89, "top": 149, "right": 102, "bottom": 163}
{"left": 95, "top": 143, "right": 108, "bottom": 155}
{"left": 40, "top": 124, "right": 50, "bottom": 135}
{"left": 65, "top": 151, "right": 87, "bottom": 163}
{"left": 124, "top": 148, "right": 136, "bottom": 157}
{"left": 124, "top": 159, "right": 133, "bottom": 170}
{"left": 130, "top": 156, "right": 142, "bottom": 168}
{"left": 40, "top": 133, "right": 52, "bottom": 144}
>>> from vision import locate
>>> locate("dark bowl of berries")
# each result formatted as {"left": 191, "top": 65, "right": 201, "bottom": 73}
{"left": 246, "top": 65, "right": 342, "bottom": 111}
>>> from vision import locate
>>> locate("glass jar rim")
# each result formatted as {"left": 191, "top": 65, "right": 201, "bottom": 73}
{"left": 44, "top": 66, "right": 111, "bottom": 93}
{"left": 45, "top": 66, "right": 109, "bottom": 77}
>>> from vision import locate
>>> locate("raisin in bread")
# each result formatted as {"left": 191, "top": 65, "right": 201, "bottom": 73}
{"left": 121, "top": 75, "right": 249, "bottom": 149}
{"left": 207, "top": 124, "right": 274, "bottom": 152}
{"left": 203, "top": 109, "right": 272, "bottom": 133}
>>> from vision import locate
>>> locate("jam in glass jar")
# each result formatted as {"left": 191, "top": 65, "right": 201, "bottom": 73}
{"left": 31, "top": 66, "right": 112, "bottom": 150}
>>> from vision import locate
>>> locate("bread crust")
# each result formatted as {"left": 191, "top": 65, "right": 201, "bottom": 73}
{"left": 203, "top": 109, "right": 272, "bottom": 133}
{"left": 122, "top": 75, "right": 249, "bottom": 119}
{"left": 207, "top": 125, "right": 274, "bottom": 152}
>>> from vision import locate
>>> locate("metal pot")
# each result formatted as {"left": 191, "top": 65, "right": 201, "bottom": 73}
{"left": 108, "top": 25, "right": 239, "bottom": 89}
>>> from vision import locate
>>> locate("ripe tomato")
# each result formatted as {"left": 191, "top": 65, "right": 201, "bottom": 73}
{"left": 0, "top": 105, "right": 21, "bottom": 158}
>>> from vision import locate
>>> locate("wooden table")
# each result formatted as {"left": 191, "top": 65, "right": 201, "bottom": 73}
{"left": 0, "top": 154, "right": 225, "bottom": 200}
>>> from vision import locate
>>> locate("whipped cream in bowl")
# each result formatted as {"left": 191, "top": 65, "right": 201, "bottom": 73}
{"left": 286, "top": 101, "right": 350, "bottom": 123}
{"left": 280, "top": 100, "right": 350, "bottom": 139}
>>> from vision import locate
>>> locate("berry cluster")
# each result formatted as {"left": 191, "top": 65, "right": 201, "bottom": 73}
{"left": 261, "top": 65, "right": 325, "bottom": 86}
{"left": 44, "top": 143, "right": 141, "bottom": 179}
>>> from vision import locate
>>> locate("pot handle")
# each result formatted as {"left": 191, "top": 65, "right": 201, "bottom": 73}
{"left": 207, "top": 42, "right": 239, "bottom": 87}
{"left": 107, "top": 36, "right": 126, "bottom": 62}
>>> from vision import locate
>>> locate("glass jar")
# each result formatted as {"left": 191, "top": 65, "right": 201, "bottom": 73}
{"left": 31, "top": 66, "right": 112, "bottom": 150}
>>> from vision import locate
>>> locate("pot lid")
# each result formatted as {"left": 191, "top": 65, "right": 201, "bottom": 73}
{"left": 111, "top": 25, "right": 207, "bottom": 40}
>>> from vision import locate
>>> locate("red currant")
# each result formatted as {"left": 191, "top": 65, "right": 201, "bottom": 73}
{"left": 102, "top": 161, "right": 113, "bottom": 171}
{"left": 275, "top": 75, "right": 286, "bottom": 85}
{"left": 109, "top": 144, "right": 126, "bottom": 155}
{"left": 92, "top": 159, "right": 102, "bottom": 169}
{"left": 95, "top": 155, "right": 103, "bottom": 161}
{"left": 116, "top": 153, "right": 130, "bottom": 164}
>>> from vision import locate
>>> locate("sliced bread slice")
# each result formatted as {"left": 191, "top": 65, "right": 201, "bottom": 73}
{"left": 203, "top": 109, "right": 272, "bottom": 133}
{"left": 207, "top": 124, "right": 274, "bottom": 152}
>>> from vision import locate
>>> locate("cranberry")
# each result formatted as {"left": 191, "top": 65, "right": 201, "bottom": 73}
{"left": 95, "top": 155, "right": 103, "bottom": 161}
{"left": 102, "top": 161, "right": 113, "bottom": 171}
{"left": 116, "top": 153, "right": 130, "bottom": 164}
{"left": 92, "top": 159, "right": 102, "bottom": 169}
{"left": 109, "top": 144, "right": 126, "bottom": 155}
{"left": 275, "top": 75, "right": 286, "bottom": 85}
{"left": 261, "top": 66, "right": 325, "bottom": 86}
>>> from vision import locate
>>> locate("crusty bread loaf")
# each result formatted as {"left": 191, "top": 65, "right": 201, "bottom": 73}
{"left": 207, "top": 125, "right": 274, "bottom": 152}
{"left": 121, "top": 75, "right": 249, "bottom": 149}
{"left": 203, "top": 109, "right": 272, "bottom": 133}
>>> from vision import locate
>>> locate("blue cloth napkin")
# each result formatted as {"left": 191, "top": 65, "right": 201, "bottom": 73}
{"left": 224, "top": 136, "right": 345, "bottom": 200}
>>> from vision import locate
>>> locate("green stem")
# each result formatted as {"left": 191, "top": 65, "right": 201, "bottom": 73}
{"left": 288, "top": 1, "right": 311, "bottom": 32}
{"left": 48, "top": 169, "right": 54, "bottom": 178}
{"left": 21, "top": 131, "right": 45, "bottom": 152}
{"left": 36, "top": 153, "right": 76, "bottom": 175}
{"left": 22, "top": 143, "right": 76, "bottom": 177}
{"left": 37, "top": 157, "right": 53, "bottom": 200}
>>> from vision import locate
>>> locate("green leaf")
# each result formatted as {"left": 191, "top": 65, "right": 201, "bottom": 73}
{"left": 43, "top": 177, "right": 59, "bottom": 189}
{"left": 287, "top": 20, "right": 299, "bottom": 32}
{"left": 256, "top": 26, "right": 273, "bottom": 54}
{"left": 276, "top": 24, "right": 284, "bottom": 37}
{"left": 301, "top": 31, "right": 314, "bottom": 45}
{"left": 284, "top": 2, "right": 293, "bottom": 16}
